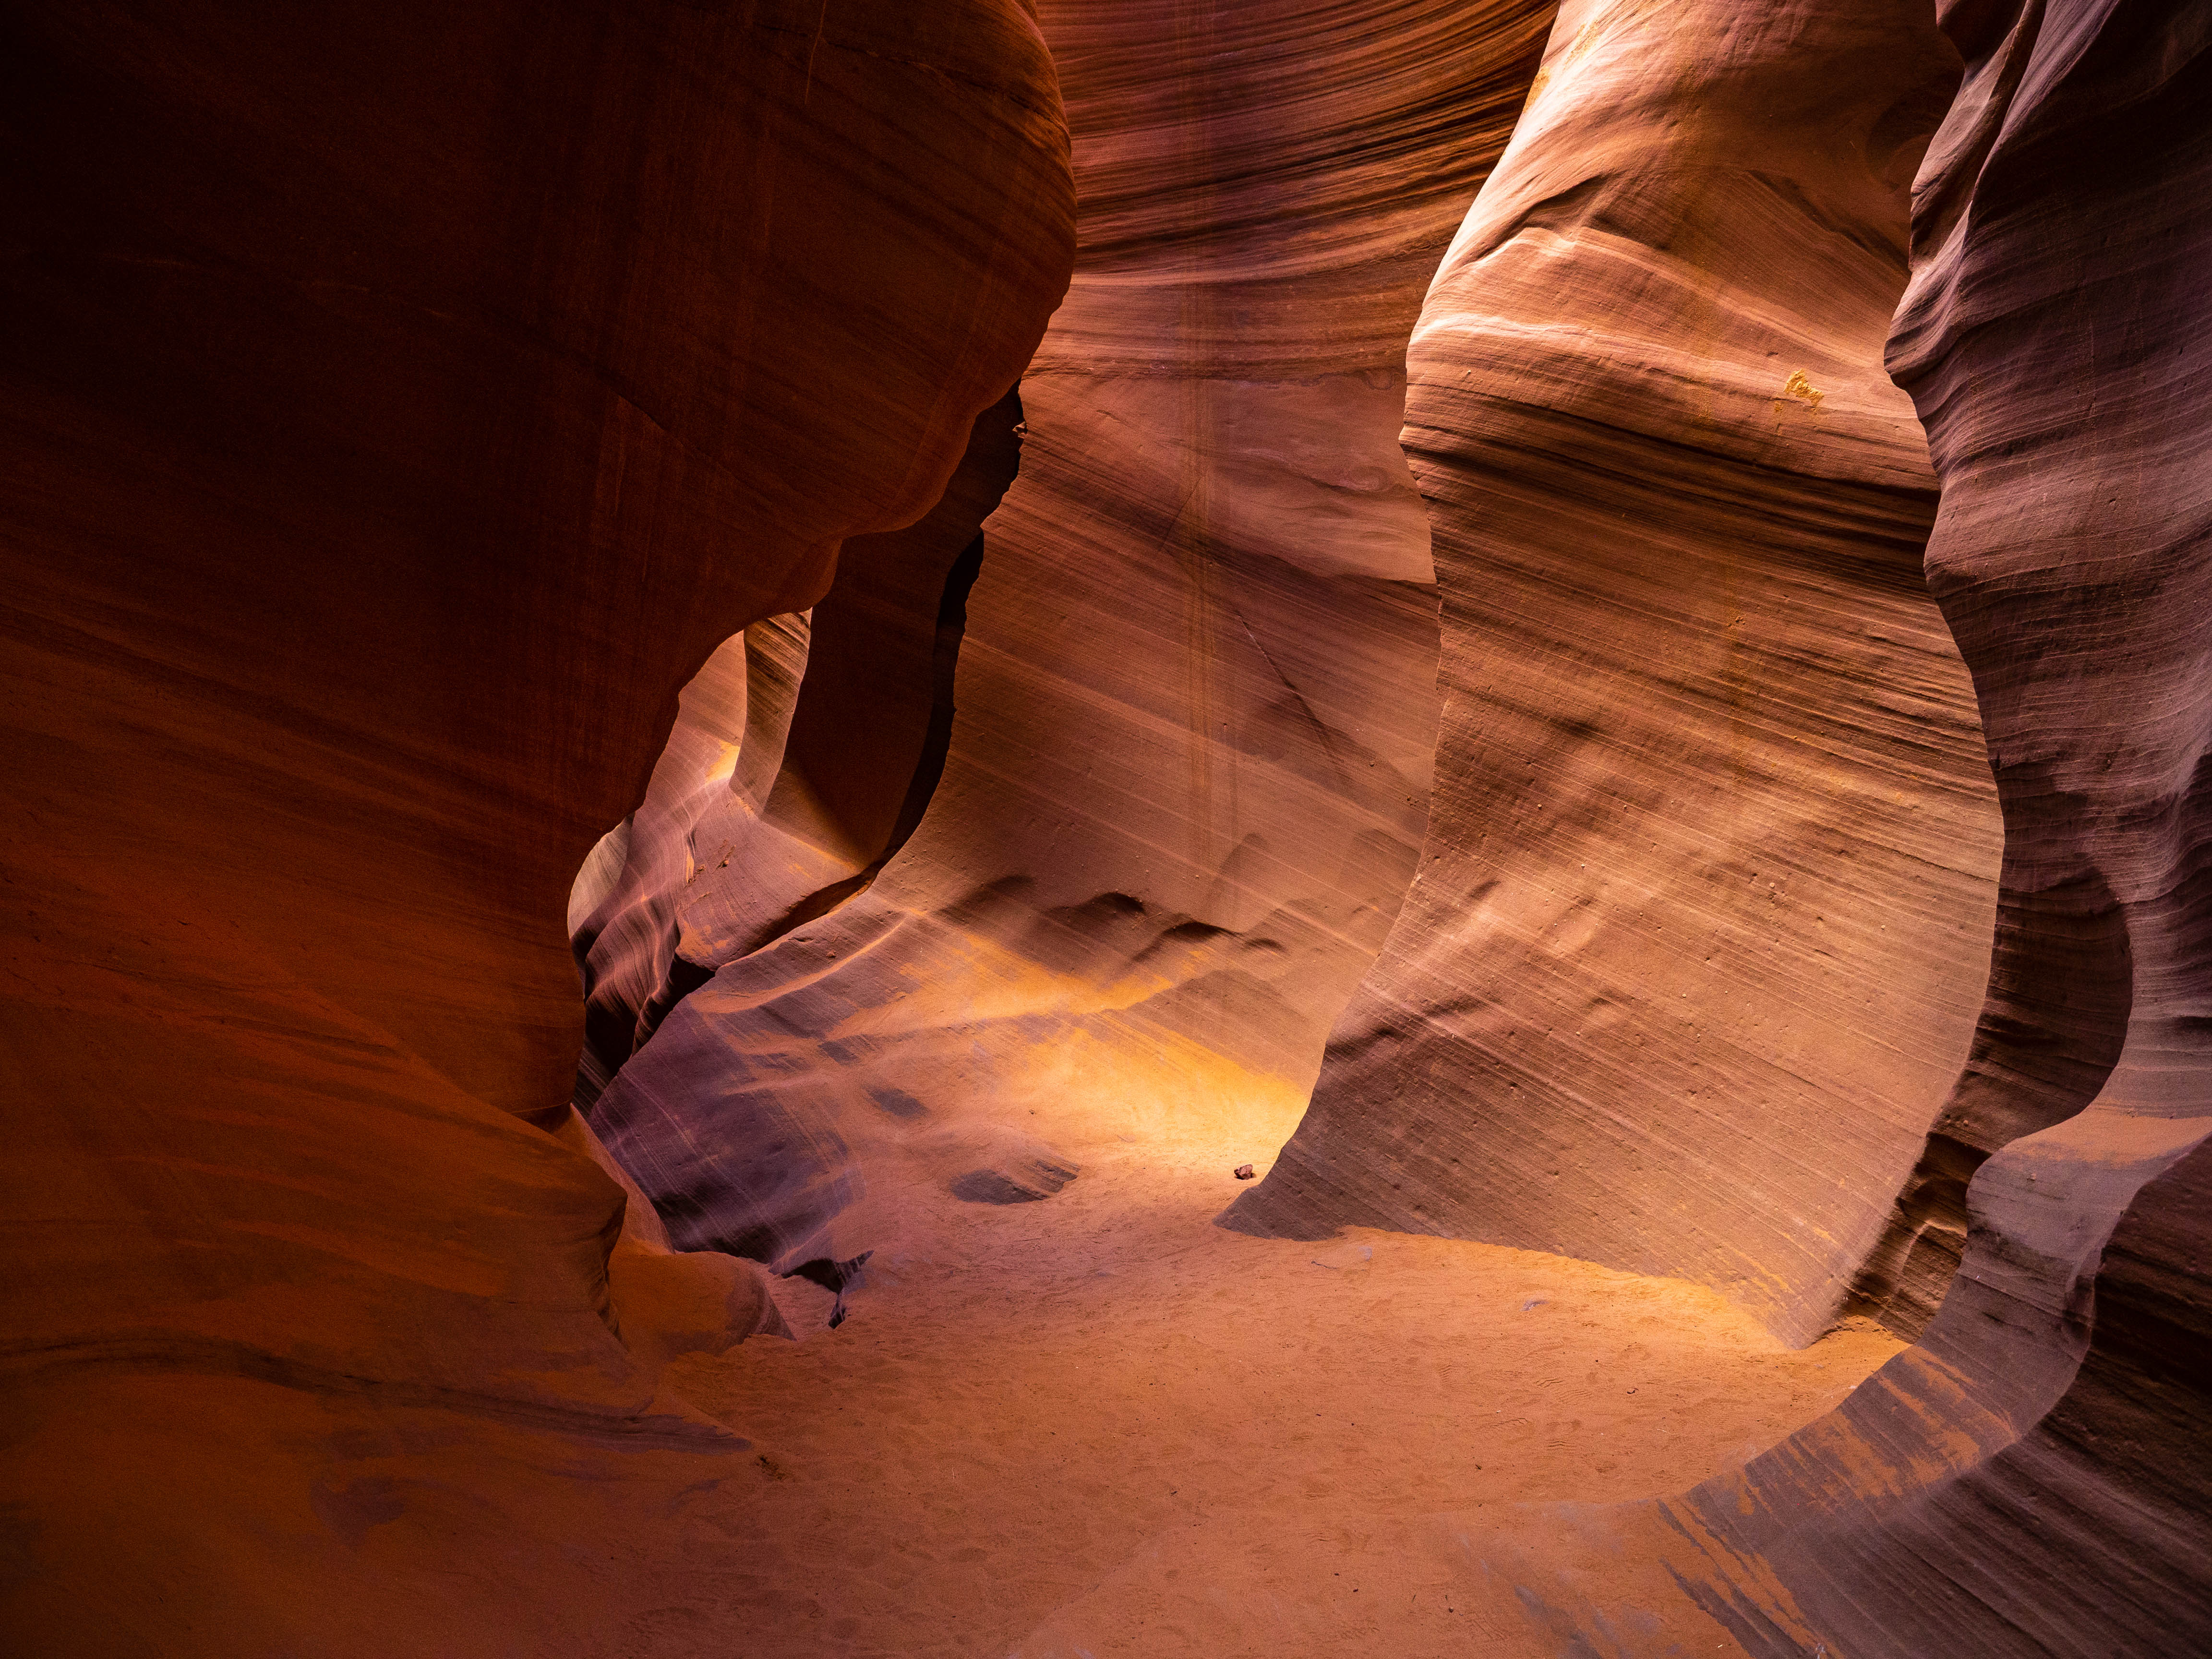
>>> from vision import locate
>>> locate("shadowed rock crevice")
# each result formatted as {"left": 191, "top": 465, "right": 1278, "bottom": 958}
{"left": 19, "top": 0, "right": 2212, "bottom": 1651}
{"left": 766, "top": 393, "right": 1020, "bottom": 884}
{"left": 569, "top": 609, "right": 812, "bottom": 1114}
{"left": 741, "top": 518, "right": 995, "bottom": 949}
{"left": 567, "top": 388, "right": 1028, "bottom": 1111}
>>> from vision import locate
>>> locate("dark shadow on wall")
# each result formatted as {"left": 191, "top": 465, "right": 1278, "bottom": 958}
{"left": 751, "top": 518, "right": 992, "bottom": 944}
{"left": 765, "top": 386, "right": 1022, "bottom": 889}
{"left": 570, "top": 386, "right": 1027, "bottom": 1104}
{"left": 1850, "top": 853, "right": 2134, "bottom": 1337}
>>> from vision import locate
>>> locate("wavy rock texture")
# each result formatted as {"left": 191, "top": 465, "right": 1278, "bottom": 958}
{"left": 1687, "top": 0, "right": 2212, "bottom": 1647}
{"left": 0, "top": 2, "right": 1072, "bottom": 1648}
{"left": 13, "top": 0, "right": 2206, "bottom": 1651}
{"left": 589, "top": 0, "right": 1557, "bottom": 1278}
{"left": 1437, "top": 3, "right": 2212, "bottom": 1654}
{"left": 1226, "top": 0, "right": 2005, "bottom": 1347}
{"left": 1857, "top": 0, "right": 2212, "bottom": 1330}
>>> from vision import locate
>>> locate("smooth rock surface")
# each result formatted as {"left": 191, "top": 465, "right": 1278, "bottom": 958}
{"left": 1675, "top": 1, "right": 2212, "bottom": 1649}
{"left": 1432, "top": 4, "right": 2212, "bottom": 1655}
{"left": 1227, "top": 0, "right": 2001, "bottom": 1347}
{"left": 589, "top": 0, "right": 1557, "bottom": 1278}
{"left": 11, "top": 1, "right": 2209, "bottom": 1653}
{"left": 0, "top": 3, "right": 1073, "bottom": 1646}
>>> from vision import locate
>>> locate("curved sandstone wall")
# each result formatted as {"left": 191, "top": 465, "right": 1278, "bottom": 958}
{"left": 587, "top": 0, "right": 1558, "bottom": 1278}
{"left": 1455, "top": 4, "right": 2212, "bottom": 1653}
{"left": 0, "top": 3, "right": 1073, "bottom": 1647}
{"left": 1703, "top": 0, "right": 2212, "bottom": 1647}
{"left": 12, "top": 1, "right": 2205, "bottom": 1651}
{"left": 1226, "top": 0, "right": 2004, "bottom": 1347}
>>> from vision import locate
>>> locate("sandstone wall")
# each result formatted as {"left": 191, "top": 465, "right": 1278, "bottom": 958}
{"left": 1461, "top": 3, "right": 2212, "bottom": 1652}
{"left": 1699, "top": 0, "right": 2212, "bottom": 1646}
{"left": 587, "top": 0, "right": 1558, "bottom": 1280}
{"left": 1227, "top": 0, "right": 2004, "bottom": 1346}
{"left": 12, "top": 0, "right": 2204, "bottom": 1649}
{"left": 0, "top": 3, "right": 1072, "bottom": 1646}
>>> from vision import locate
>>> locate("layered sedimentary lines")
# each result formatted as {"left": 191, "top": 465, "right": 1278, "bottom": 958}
{"left": 1033, "top": 0, "right": 1556, "bottom": 375}
{"left": 1, "top": 3, "right": 1073, "bottom": 1646}
{"left": 1229, "top": 0, "right": 2002, "bottom": 1346}
{"left": 1860, "top": 0, "right": 2212, "bottom": 1327}
{"left": 1651, "top": 3, "right": 2212, "bottom": 1652}
{"left": 1447, "top": 7, "right": 2212, "bottom": 1658}
{"left": 589, "top": 0, "right": 1554, "bottom": 1272}
{"left": 14, "top": 0, "right": 2212, "bottom": 1652}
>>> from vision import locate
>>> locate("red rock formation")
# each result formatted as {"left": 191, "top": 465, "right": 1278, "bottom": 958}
{"left": 1853, "top": 0, "right": 2212, "bottom": 1333}
{"left": 0, "top": 1, "right": 1071, "bottom": 1644}
{"left": 569, "top": 390, "right": 1027, "bottom": 1118}
{"left": 586, "top": 0, "right": 1557, "bottom": 1279}
{"left": 12, "top": 0, "right": 2207, "bottom": 1650}
{"left": 1669, "top": 0, "right": 2212, "bottom": 1648}
{"left": 1444, "top": 3, "right": 2212, "bottom": 1653}
{"left": 1226, "top": 0, "right": 2001, "bottom": 1346}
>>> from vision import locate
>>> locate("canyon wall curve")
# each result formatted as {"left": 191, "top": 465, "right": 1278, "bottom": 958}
{"left": 1, "top": 3, "right": 1075, "bottom": 1647}
{"left": 1439, "top": 4, "right": 2212, "bottom": 1655}
{"left": 585, "top": 0, "right": 1561, "bottom": 1286}
{"left": 8, "top": 0, "right": 2210, "bottom": 1653}
{"left": 1226, "top": 0, "right": 2006, "bottom": 1348}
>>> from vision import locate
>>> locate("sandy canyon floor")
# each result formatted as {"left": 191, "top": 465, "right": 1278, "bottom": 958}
{"left": 665, "top": 1116, "right": 1899, "bottom": 1659}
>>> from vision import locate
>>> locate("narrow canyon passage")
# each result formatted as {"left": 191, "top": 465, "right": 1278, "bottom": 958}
{"left": 7, "top": 1, "right": 2209, "bottom": 1655}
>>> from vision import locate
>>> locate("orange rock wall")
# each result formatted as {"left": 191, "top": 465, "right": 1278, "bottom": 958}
{"left": 9, "top": 0, "right": 2208, "bottom": 1650}
{"left": 0, "top": 2, "right": 1072, "bottom": 1645}
{"left": 586, "top": 0, "right": 1558, "bottom": 1274}
{"left": 1461, "top": 4, "right": 2212, "bottom": 1653}
{"left": 1685, "top": 0, "right": 2212, "bottom": 1647}
{"left": 1227, "top": 0, "right": 2003, "bottom": 1346}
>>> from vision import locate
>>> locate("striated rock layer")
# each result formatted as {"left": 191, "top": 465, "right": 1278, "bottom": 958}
{"left": 1446, "top": 3, "right": 2212, "bottom": 1655}
{"left": 1694, "top": 0, "right": 2212, "bottom": 1647}
{"left": 0, "top": 4, "right": 1073, "bottom": 1647}
{"left": 1227, "top": 0, "right": 2003, "bottom": 1346}
{"left": 587, "top": 0, "right": 1557, "bottom": 1281}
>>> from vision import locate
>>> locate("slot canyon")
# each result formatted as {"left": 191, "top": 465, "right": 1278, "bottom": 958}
{"left": 4, "top": 0, "right": 2208, "bottom": 1653}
